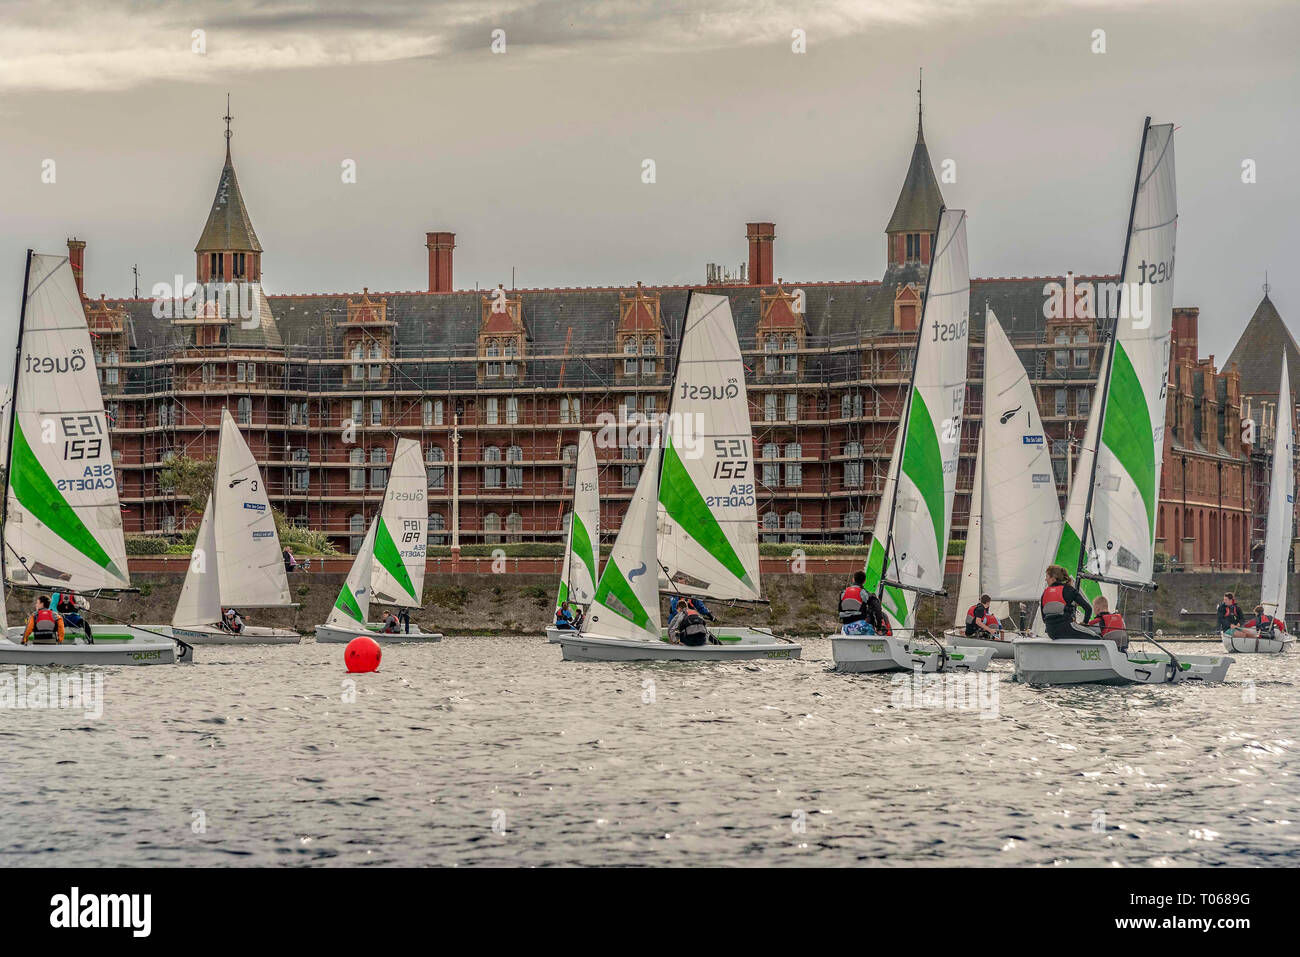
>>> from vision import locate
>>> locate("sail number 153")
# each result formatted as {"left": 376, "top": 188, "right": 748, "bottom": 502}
{"left": 56, "top": 414, "right": 105, "bottom": 460}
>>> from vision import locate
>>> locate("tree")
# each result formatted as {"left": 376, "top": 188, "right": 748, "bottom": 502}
{"left": 159, "top": 455, "right": 216, "bottom": 516}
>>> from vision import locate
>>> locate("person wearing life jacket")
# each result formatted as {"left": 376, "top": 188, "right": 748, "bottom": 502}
{"left": 52, "top": 589, "right": 93, "bottom": 641}
{"left": 839, "top": 571, "right": 868, "bottom": 630}
{"left": 668, "top": 600, "right": 711, "bottom": 647}
{"left": 1085, "top": 595, "right": 1129, "bottom": 652}
{"left": 984, "top": 612, "right": 1003, "bottom": 635}
{"left": 965, "top": 593, "right": 999, "bottom": 638}
{"left": 555, "top": 602, "right": 576, "bottom": 630}
{"left": 1245, "top": 605, "right": 1285, "bottom": 639}
{"left": 22, "top": 596, "right": 65, "bottom": 645}
{"left": 1039, "top": 565, "right": 1098, "bottom": 641}
{"left": 865, "top": 593, "right": 891, "bottom": 637}
{"left": 222, "top": 608, "right": 244, "bottom": 634}
{"left": 381, "top": 611, "right": 401, "bottom": 634}
{"left": 1216, "top": 592, "right": 1243, "bottom": 632}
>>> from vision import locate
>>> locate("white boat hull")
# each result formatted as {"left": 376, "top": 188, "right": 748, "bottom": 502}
{"left": 315, "top": 622, "right": 443, "bottom": 643}
{"left": 1220, "top": 630, "right": 1293, "bottom": 654}
{"left": 1014, "top": 638, "right": 1234, "bottom": 686}
{"left": 0, "top": 629, "right": 188, "bottom": 666}
{"left": 943, "top": 627, "right": 1018, "bottom": 659}
{"left": 831, "top": 633, "right": 994, "bottom": 673}
{"left": 558, "top": 629, "right": 801, "bottom": 662}
{"left": 168, "top": 624, "right": 301, "bottom": 645}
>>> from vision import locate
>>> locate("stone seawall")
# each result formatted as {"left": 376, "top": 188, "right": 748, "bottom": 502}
{"left": 6, "top": 570, "right": 1282, "bottom": 636}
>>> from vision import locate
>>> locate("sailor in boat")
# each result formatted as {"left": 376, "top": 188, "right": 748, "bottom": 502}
{"left": 52, "top": 590, "right": 93, "bottom": 642}
{"left": 1040, "top": 565, "right": 1099, "bottom": 641}
{"left": 667, "top": 599, "right": 711, "bottom": 647}
{"left": 1217, "top": 592, "right": 1252, "bottom": 641}
{"left": 1243, "top": 605, "right": 1285, "bottom": 640}
{"left": 838, "top": 571, "right": 872, "bottom": 635}
{"left": 964, "top": 594, "right": 1000, "bottom": 640}
{"left": 554, "top": 601, "right": 577, "bottom": 630}
{"left": 1084, "top": 595, "right": 1129, "bottom": 651}
{"left": 381, "top": 610, "right": 401, "bottom": 634}
{"left": 221, "top": 608, "right": 245, "bottom": 635}
{"left": 864, "top": 594, "right": 891, "bottom": 636}
{"left": 22, "top": 596, "right": 65, "bottom": 645}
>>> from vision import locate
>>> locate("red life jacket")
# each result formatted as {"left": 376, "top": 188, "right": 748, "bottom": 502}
{"left": 985, "top": 615, "right": 1000, "bottom": 630}
{"left": 839, "top": 585, "right": 865, "bottom": 622}
{"left": 965, "top": 603, "right": 986, "bottom": 626}
{"left": 1040, "top": 584, "right": 1068, "bottom": 621}
{"left": 1091, "top": 612, "right": 1126, "bottom": 637}
{"left": 34, "top": 608, "right": 58, "bottom": 632}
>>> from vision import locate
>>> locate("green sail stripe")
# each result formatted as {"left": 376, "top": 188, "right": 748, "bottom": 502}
{"left": 901, "top": 392, "right": 947, "bottom": 562}
{"left": 373, "top": 516, "right": 416, "bottom": 600}
{"left": 555, "top": 579, "right": 569, "bottom": 609}
{"left": 1101, "top": 342, "right": 1157, "bottom": 541}
{"left": 334, "top": 583, "right": 364, "bottom": 622}
{"left": 593, "top": 558, "right": 651, "bottom": 630}
{"left": 1053, "top": 521, "right": 1101, "bottom": 602}
{"left": 571, "top": 513, "right": 597, "bottom": 584}
{"left": 862, "top": 535, "right": 909, "bottom": 624}
{"left": 9, "top": 421, "right": 121, "bottom": 579}
{"left": 658, "top": 435, "right": 752, "bottom": 588}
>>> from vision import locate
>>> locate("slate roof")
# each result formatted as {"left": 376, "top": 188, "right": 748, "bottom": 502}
{"left": 885, "top": 121, "right": 945, "bottom": 234}
{"left": 195, "top": 147, "right": 263, "bottom": 254}
{"left": 1225, "top": 293, "right": 1300, "bottom": 400}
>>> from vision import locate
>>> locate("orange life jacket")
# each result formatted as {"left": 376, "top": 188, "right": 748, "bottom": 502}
{"left": 1040, "top": 584, "right": 1069, "bottom": 622}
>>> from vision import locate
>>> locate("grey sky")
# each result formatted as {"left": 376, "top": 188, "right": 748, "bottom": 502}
{"left": 1, "top": 0, "right": 1297, "bottom": 370}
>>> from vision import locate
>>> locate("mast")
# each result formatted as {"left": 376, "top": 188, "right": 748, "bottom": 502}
{"left": 0, "top": 249, "right": 34, "bottom": 586}
{"left": 1074, "top": 116, "right": 1152, "bottom": 584}
{"left": 878, "top": 207, "right": 945, "bottom": 599}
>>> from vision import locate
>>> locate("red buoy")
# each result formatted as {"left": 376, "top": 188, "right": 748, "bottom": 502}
{"left": 345, "top": 635, "right": 382, "bottom": 673}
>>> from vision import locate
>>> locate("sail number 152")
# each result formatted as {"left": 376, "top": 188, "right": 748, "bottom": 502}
{"left": 712, "top": 439, "right": 749, "bottom": 480}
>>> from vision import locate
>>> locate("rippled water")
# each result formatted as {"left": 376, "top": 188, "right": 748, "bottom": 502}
{"left": 1, "top": 637, "right": 1297, "bottom": 866}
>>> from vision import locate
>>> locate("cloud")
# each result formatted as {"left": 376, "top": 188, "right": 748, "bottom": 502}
{"left": 0, "top": 0, "right": 1160, "bottom": 93}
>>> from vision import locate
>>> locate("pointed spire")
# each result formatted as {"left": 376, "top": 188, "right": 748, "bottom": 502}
{"left": 917, "top": 68, "right": 923, "bottom": 137}
{"left": 195, "top": 100, "right": 262, "bottom": 254}
{"left": 886, "top": 75, "right": 945, "bottom": 235}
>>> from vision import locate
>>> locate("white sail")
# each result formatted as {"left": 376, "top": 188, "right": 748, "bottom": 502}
{"left": 171, "top": 498, "right": 221, "bottom": 628}
{"left": 369, "top": 438, "right": 427, "bottom": 608}
{"left": 864, "top": 208, "right": 970, "bottom": 621}
{"left": 979, "top": 310, "right": 1063, "bottom": 599}
{"left": 585, "top": 439, "right": 663, "bottom": 643}
{"left": 1261, "top": 355, "right": 1294, "bottom": 620}
{"left": 327, "top": 516, "right": 376, "bottom": 629}
{"left": 4, "top": 253, "right": 130, "bottom": 591}
{"left": 1087, "top": 121, "right": 1177, "bottom": 586}
{"left": 558, "top": 431, "right": 600, "bottom": 608}
{"left": 657, "top": 292, "right": 761, "bottom": 602}
{"left": 954, "top": 430, "right": 984, "bottom": 628}
{"left": 867, "top": 428, "right": 913, "bottom": 630}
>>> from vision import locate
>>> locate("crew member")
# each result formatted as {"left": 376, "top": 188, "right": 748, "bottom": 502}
{"left": 1039, "top": 565, "right": 1098, "bottom": 640}
{"left": 839, "top": 571, "right": 868, "bottom": 630}
{"left": 554, "top": 602, "right": 576, "bottom": 630}
{"left": 1245, "top": 605, "right": 1285, "bottom": 639}
{"left": 1085, "top": 595, "right": 1129, "bottom": 651}
{"left": 1216, "top": 592, "right": 1243, "bottom": 632}
{"left": 865, "top": 594, "right": 891, "bottom": 637}
{"left": 22, "top": 596, "right": 64, "bottom": 644}
{"left": 381, "top": 611, "right": 401, "bottom": 634}
{"left": 965, "top": 593, "right": 998, "bottom": 638}
{"left": 52, "top": 590, "right": 93, "bottom": 641}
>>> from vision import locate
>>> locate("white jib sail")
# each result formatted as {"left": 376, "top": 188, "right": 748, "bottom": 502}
{"left": 979, "top": 310, "right": 1063, "bottom": 600}
{"left": 172, "top": 498, "right": 221, "bottom": 628}
{"left": 866, "top": 427, "right": 913, "bottom": 631}
{"left": 4, "top": 253, "right": 130, "bottom": 591}
{"left": 883, "top": 208, "right": 970, "bottom": 594}
{"left": 953, "top": 431, "right": 1010, "bottom": 629}
{"left": 212, "top": 408, "right": 291, "bottom": 609}
{"left": 566, "top": 430, "right": 600, "bottom": 605}
{"left": 584, "top": 438, "right": 663, "bottom": 643}
{"left": 657, "top": 292, "right": 762, "bottom": 602}
{"left": 1261, "top": 354, "right": 1294, "bottom": 620}
{"left": 1088, "top": 121, "right": 1177, "bottom": 586}
{"left": 369, "top": 438, "right": 427, "bottom": 608}
{"left": 327, "top": 516, "right": 376, "bottom": 629}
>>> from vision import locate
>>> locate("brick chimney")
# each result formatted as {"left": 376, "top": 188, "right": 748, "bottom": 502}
{"left": 1172, "top": 307, "right": 1198, "bottom": 365}
{"left": 67, "top": 238, "right": 87, "bottom": 298}
{"left": 426, "top": 231, "right": 455, "bottom": 293}
{"left": 746, "top": 222, "right": 775, "bottom": 286}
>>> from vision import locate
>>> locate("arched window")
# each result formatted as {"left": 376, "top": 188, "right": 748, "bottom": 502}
{"left": 370, "top": 446, "right": 387, "bottom": 465}
{"left": 506, "top": 512, "right": 523, "bottom": 542}
{"left": 426, "top": 445, "right": 446, "bottom": 489}
{"left": 506, "top": 445, "right": 523, "bottom": 489}
{"left": 348, "top": 513, "right": 366, "bottom": 553}
{"left": 483, "top": 446, "right": 502, "bottom": 489}
{"left": 483, "top": 512, "right": 501, "bottom": 544}
{"left": 784, "top": 511, "right": 803, "bottom": 543}
{"left": 761, "top": 510, "right": 780, "bottom": 544}
{"left": 562, "top": 443, "right": 578, "bottom": 489}
{"left": 761, "top": 442, "right": 780, "bottom": 488}
{"left": 843, "top": 441, "right": 864, "bottom": 488}
{"left": 844, "top": 510, "right": 864, "bottom": 545}
{"left": 236, "top": 396, "right": 252, "bottom": 425}
{"left": 428, "top": 512, "right": 446, "bottom": 544}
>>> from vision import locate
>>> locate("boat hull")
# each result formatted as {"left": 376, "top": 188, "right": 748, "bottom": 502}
{"left": 1220, "top": 630, "right": 1293, "bottom": 654}
{"left": 558, "top": 630, "right": 801, "bottom": 662}
{"left": 1014, "top": 638, "right": 1234, "bottom": 686}
{"left": 314, "top": 623, "right": 443, "bottom": 643}
{"left": 168, "top": 624, "right": 301, "bottom": 645}
{"left": 942, "top": 627, "right": 1018, "bottom": 659}
{"left": 0, "top": 630, "right": 186, "bottom": 666}
{"left": 831, "top": 633, "right": 994, "bottom": 673}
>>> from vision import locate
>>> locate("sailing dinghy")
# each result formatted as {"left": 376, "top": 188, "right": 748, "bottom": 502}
{"left": 167, "top": 409, "right": 300, "bottom": 644}
{"left": 558, "top": 293, "right": 800, "bottom": 662}
{"left": 0, "top": 251, "right": 189, "bottom": 665}
{"left": 831, "top": 209, "right": 993, "bottom": 674}
{"left": 545, "top": 430, "right": 600, "bottom": 643}
{"left": 1014, "top": 119, "right": 1233, "bottom": 685}
{"left": 946, "top": 310, "right": 1062, "bottom": 658}
{"left": 316, "top": 438, "right": 439, "bottom": 643}
{"left": 1223, "top": 356, "right": 1295, "bottom": 653}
